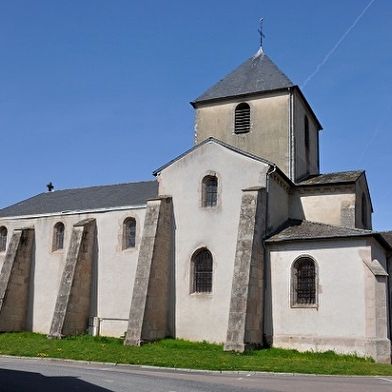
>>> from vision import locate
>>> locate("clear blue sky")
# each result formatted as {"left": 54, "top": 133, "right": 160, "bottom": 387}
{"left": 1, "top": 0, "right": 391, "bottom": 230}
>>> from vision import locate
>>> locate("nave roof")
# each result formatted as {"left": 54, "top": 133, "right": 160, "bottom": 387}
{"left": 0, "top": 181, "right": 158, "bottom": 218}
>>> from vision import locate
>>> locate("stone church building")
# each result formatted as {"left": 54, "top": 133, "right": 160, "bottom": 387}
{"left": 0, "top": 46, "right": 391, "bottom": 363}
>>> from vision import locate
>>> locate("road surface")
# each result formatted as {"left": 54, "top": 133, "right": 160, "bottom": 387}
{"left": 0, "top": 356, "right": 391, "bottom": 391}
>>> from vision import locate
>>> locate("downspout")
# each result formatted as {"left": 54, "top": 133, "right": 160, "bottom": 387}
{"left": 263, "top": 164, "right": 276, "bottom": 347}
{"left": 265, "top": 164, "right": 277, "bottom": 236}
{"left": 288, "top": 88, "right": 295, "bottom": 181}
{"left": 387, "top": 254, "right": 392, "bottom": 352}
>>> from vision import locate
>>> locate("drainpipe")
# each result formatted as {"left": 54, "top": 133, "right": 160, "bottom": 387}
{"left": 387, "top": 254, "right": 392, "bottom": 350}
{"left": 262, "top": 164, "right": 277, "bottom": 347}
{"left": 265, "top": 164, "right": 277, "bottom": 236}
{"left": 288, "top": 88, "right": 295, "bottom": 181}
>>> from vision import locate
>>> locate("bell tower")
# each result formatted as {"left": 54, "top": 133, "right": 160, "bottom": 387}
{"left": 191, "top": 43, "right": 322, "bottom": 183}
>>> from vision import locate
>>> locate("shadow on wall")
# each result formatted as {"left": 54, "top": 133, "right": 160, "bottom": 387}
{"left": 0, "top": 368, "right": 111, "bottom": 392}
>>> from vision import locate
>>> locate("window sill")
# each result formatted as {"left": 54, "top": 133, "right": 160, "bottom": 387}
{"left": 291, "top": 304, "right": 318, "bottom": 309}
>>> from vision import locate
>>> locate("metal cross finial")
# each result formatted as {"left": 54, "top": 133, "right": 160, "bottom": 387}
{"left": 47, "top": 182, "right": 54, "bottom": 192}
{"left": 258, "top": 18, "right": 265, "bottom": 49}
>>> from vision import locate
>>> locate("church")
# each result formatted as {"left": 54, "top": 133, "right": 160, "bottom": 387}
{"left": 0, "top": 44, "right": 391, "bottom": 364}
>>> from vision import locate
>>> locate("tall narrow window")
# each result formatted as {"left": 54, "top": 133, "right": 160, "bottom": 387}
{"left": 304, "top": 115, "right": 310, "bottom": 148}
{"left": 53, "top": 222, "right": 65, "bottom": 251}
{"left": 202, "top": 175, "right": 218, "bottom": 207}
{"left": 123, "top": 217, "right": 136, "bottom": 249}
{"left": 192, "top": 249, "right": 213, "bottom": 293}
{"left": 361, "top": 193, "right": 367, "bottom": 228}
{"left": 292, "top": 257, "right": 316, "bottom": 306}
{"left": 234, "top": 103, "right": 250, "bottom": 134}
{"left": 0, "top": 226, "right": 7, "bottom": 252}
{"left": 304, "top": 115, "right": 310, "bottom": 176}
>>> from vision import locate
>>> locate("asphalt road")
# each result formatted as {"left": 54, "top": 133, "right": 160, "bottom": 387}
{"left": 0, "top": 356, "right": 391, "bottom": 391}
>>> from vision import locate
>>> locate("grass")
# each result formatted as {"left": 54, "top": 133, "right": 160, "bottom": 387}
{"left": 0, "top": 332, "right": 391, "bottom": 376}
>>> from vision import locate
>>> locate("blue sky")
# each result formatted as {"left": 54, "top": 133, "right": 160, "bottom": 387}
{"left": 1, "top": 0, "right": 391, "bottom": 230}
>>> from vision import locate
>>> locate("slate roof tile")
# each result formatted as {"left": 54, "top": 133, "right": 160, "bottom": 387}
{"left": 266, "top": 219, "right": 373, "bottom": 242}
{"left": 192, "top": 50, "right": 294, "bottom": 104}
{"left": 297, "top": 171, "right": 364, "bottom": 186}
{"left": 0, "top": 181, "right": 158, "bottom": 218}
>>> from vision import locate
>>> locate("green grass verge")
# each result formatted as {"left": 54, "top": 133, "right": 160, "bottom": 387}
{"left": 0, "top": 332, "right": 391, "bottom": 376}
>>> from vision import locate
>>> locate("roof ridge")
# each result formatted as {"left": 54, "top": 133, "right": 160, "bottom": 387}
{"left": 44, "top": 179, "right": 157, "bottom": 193}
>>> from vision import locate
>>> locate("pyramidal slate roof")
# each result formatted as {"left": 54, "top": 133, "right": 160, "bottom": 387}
{"left": 0, "top": 181, "right": 158, "bottom": 218}
{"left": 192, "top": 48, "right": 295, "bottom": 104}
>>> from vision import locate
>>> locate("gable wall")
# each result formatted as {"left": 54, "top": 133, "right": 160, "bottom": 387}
{"left": 157, "top": 142, "right": 269, "bottom": 343}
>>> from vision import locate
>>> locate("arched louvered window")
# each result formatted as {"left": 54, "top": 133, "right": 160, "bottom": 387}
{"left": 192, "top": 249, "right": 213, "bottom": 293}
{"left": 202, "top": 175, "right": 218, "bottom": 207}
{"left": 123, "top": 217, "right": 136, "bottom": 249}
{"left": 292, "top": 257, "right": 317, "bottom": 306}
{"left": 0, "top": 226, "right": 7, "bottom": 252}
{"left": 234, "top": 103, "right": 250, "bottom": 134}
{"left": 53, "top": 222, "right": 65, "bottom": 251}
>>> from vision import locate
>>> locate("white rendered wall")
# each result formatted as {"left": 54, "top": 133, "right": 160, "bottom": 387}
{"left": 0, "top": 206, "right": 146, "bottom": 337}
{"left": 268, "top": 239, "right": 388, "bottom": 358}
{"left": 157, "top": 141, "right": 269, "bottom": 343}
{"left": 290, "top": 191, "right": 355, "bottom": 226}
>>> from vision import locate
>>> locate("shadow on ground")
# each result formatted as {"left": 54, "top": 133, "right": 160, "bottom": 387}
{"left": 0, "top": 368, "right": 111, "bottom": 391}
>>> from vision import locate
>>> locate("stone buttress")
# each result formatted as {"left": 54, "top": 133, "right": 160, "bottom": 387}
{"left": 224, "top": 187, "right": 266, "bottom": 351}
{"left": 48, "top": 218, "right": 96, "bottom": 338}
{"left": 124, "top": 196, "right": 173, "bottom": 346}
{"left": 0, "top": 228, "right": 34, "bottom": 331}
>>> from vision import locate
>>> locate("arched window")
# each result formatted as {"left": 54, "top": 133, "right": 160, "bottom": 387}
{"left": 0, "top": 226, "right": 7, "bottom": 252}
{"left": 192, "top": 249, "right": 213, "bottom": 293}
{"left": 234, "top": 103, "right": 250, "bottom": 134}
{"left": 53, "top": 222, "right": 65, "bottom": 251}
{"left": 202, "top": 175, "right": 218, "bottom": 207}
{"left": 123, "top": 217, "right": 136, "bottom": 249}
{"left": 292, "top": 257, "right": 316, "bottom": 306}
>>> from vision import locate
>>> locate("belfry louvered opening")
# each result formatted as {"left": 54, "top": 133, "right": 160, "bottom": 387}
{"left": 234, "top": 102, "right": 250, "bottom": 134}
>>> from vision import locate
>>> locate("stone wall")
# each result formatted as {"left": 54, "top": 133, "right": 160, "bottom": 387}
{"left": 224, "top": 187, "right": 266, "bottom": 351}
{"left": 0, "top": 228, "right": 34, "bottom": 331}
{"left": 48, "top": 218, "right": 96, "bottom": 338}
{"left": 124, "top": 196, "right": 173, "bottom": 346}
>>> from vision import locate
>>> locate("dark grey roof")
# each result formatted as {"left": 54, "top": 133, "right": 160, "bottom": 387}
{"left": 380, "top": 231, "right": 392, "bottom": 248}
{"left": 192, "top": 49, "right": 294, "bottom": 104}
{"left": 296, "top": 171, "right": 364, "bottom": 186}
{"left": 266, "top": 219, "right": 374, "bottom": 242}
{"left": 266, "top": 219, "right": 392, "bottom": 251}
{"left": 0, "top": 181, "right": 158, "bottom": 218}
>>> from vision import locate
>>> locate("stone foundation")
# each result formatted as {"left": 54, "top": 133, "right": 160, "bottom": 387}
{"left": 273, "top": 335, "right": 391, "bottom": 364}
